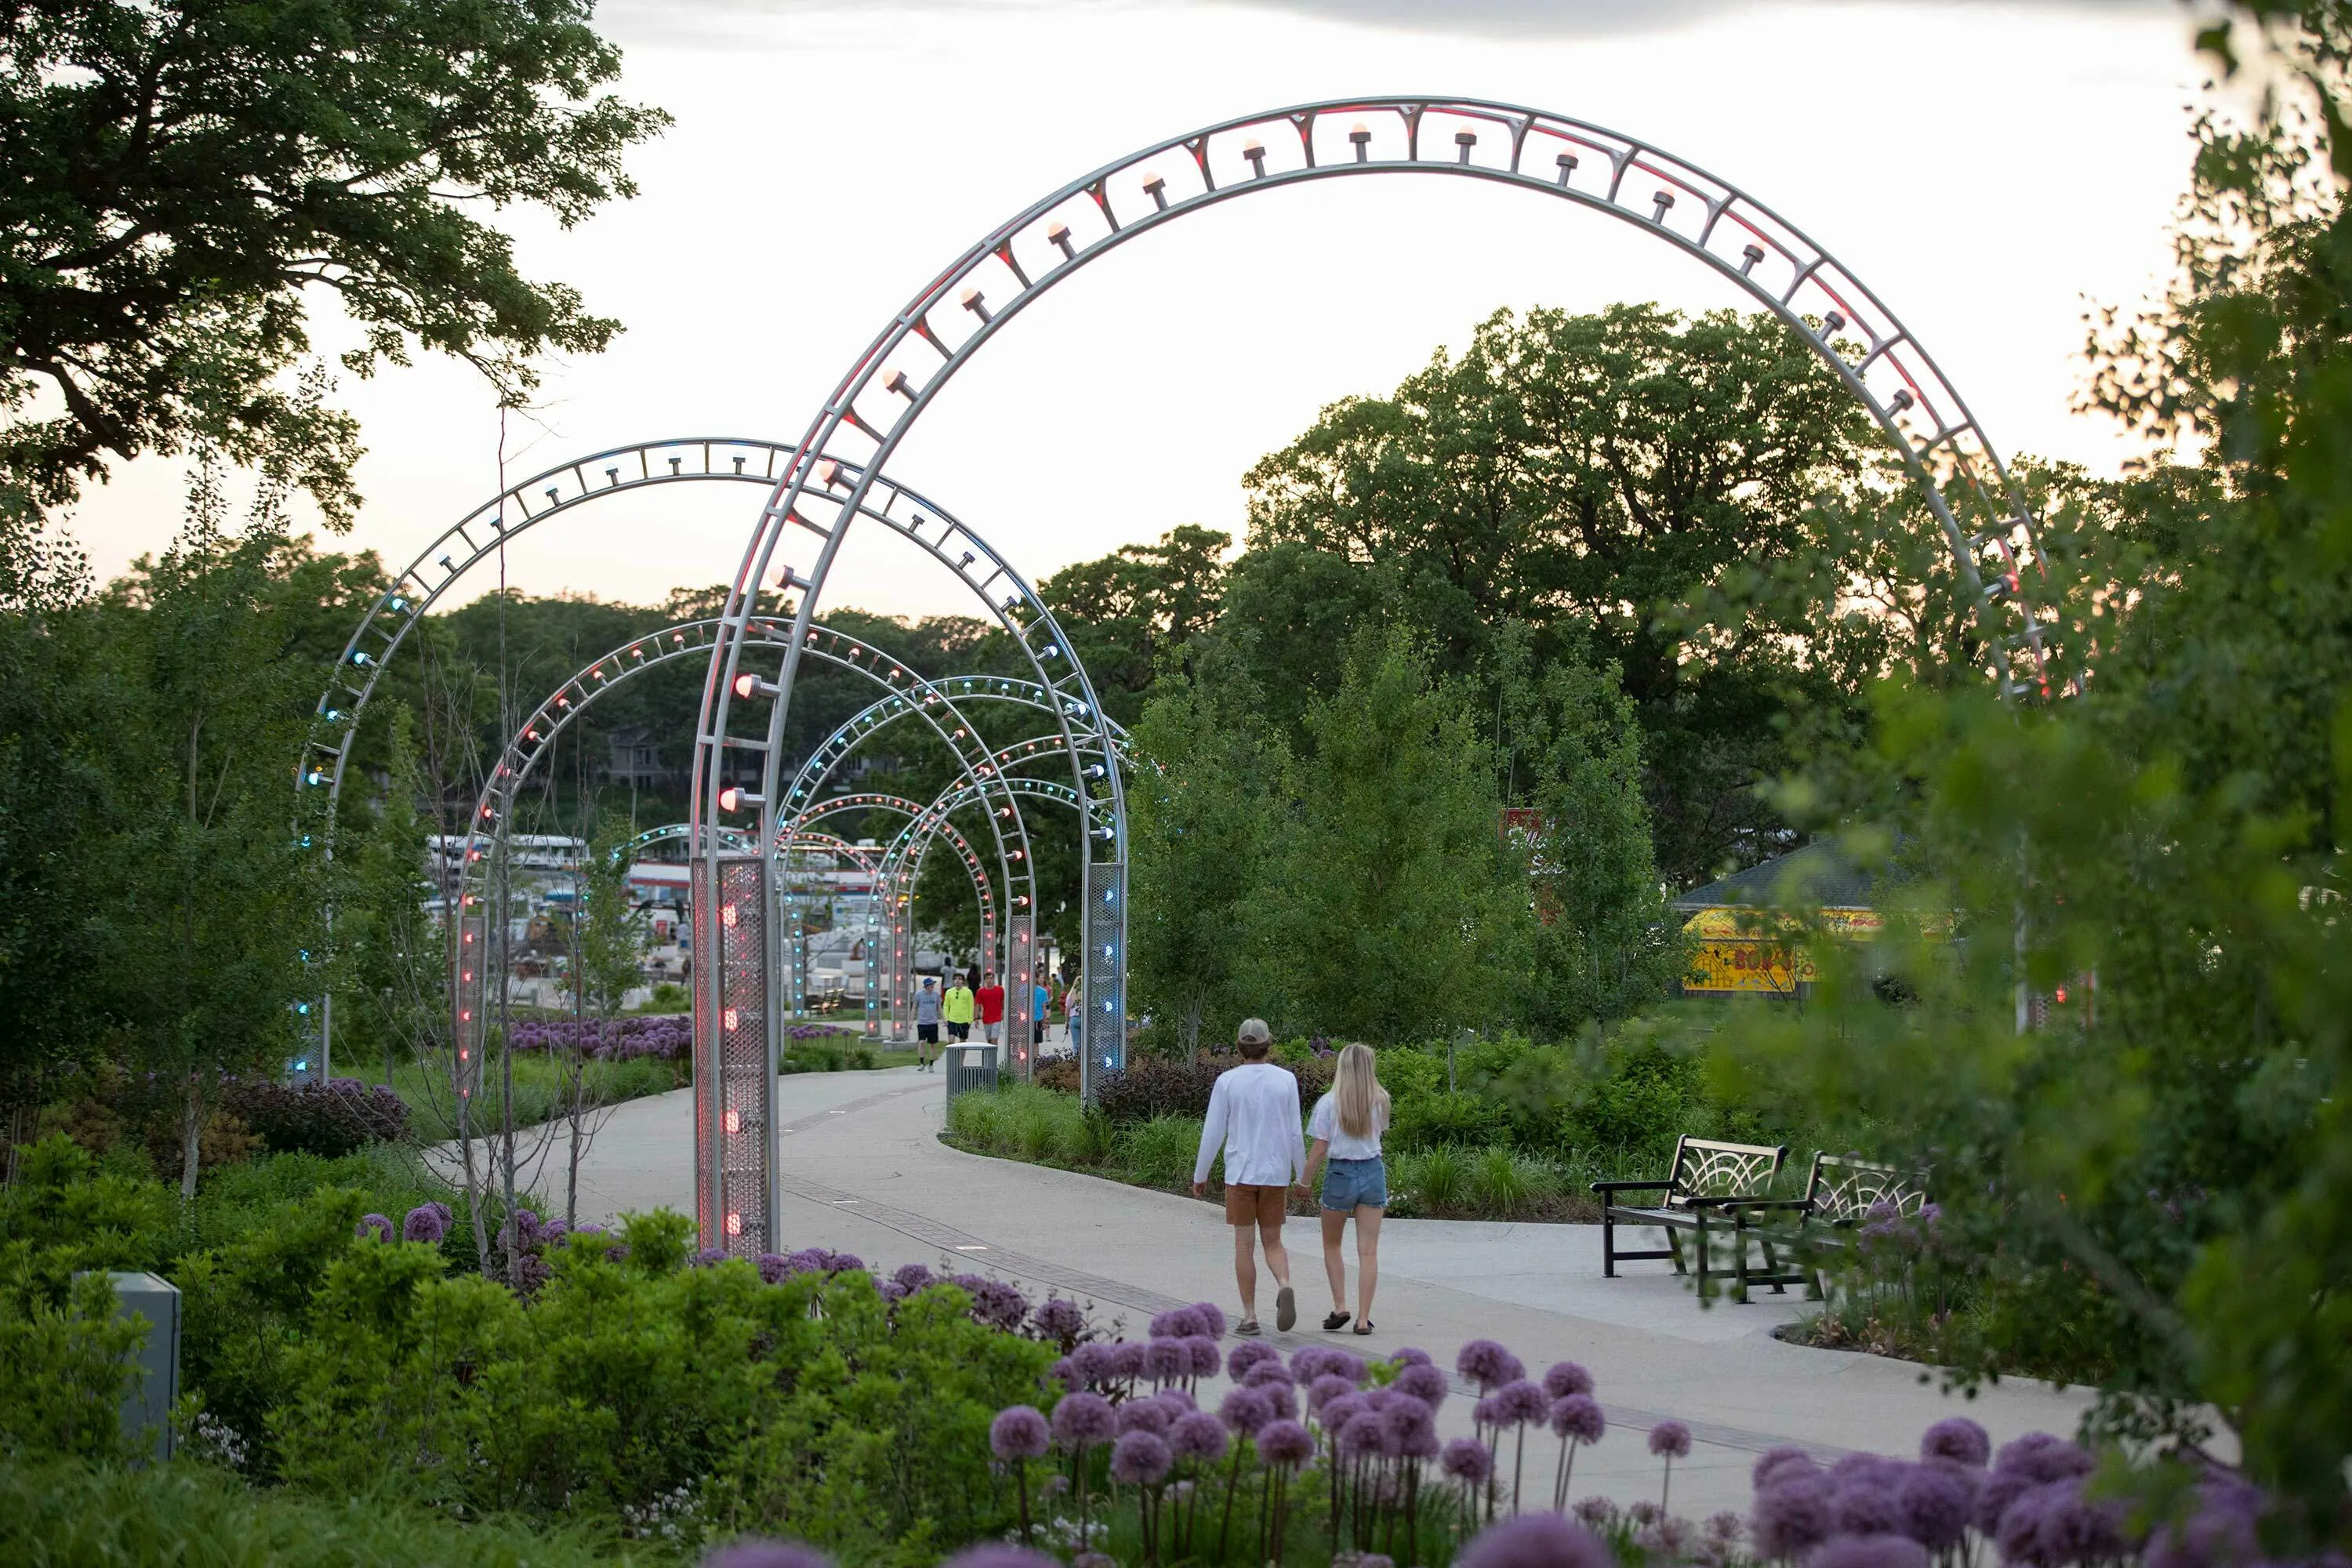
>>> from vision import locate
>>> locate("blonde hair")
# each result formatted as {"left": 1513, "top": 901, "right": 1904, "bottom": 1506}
{"left": 1334, "top": 1043, "right": 1389, "bottom": 1140}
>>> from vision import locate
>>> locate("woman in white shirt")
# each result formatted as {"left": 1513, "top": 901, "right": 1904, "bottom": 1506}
{"left": 1301, "top": 1042, "right": 1389, "bottom": 1334}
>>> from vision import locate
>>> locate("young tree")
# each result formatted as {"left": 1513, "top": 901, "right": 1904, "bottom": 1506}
{"left": 558, "top": 814, "right": 648, "bottom": 1225}
{"left": 1258, "top": 629, "right": 1530, "bottom": 1045}
{"left": 1127, "top": 640, "right": 1286, "bottom": 1056}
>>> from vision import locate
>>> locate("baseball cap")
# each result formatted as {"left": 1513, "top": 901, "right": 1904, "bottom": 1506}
{"left": 1236, "top": 1018, "right": 1272, "bottom": 1045}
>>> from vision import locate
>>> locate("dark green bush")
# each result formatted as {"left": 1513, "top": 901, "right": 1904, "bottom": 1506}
{"left": 218, "top": 1077, "right": 408, "bottom": 1156}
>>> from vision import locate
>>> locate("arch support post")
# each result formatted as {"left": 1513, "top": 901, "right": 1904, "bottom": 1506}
{"left": 1080, "top": 860, "right": 1126, "bottom": 1096}
{"left": 694, "top": 848, "right": 779, "bottom": 1258}
{"left": 1006, "top": 908, "right": 1034, "bottom": 1076}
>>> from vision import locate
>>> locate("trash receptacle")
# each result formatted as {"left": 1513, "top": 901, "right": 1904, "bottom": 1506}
{"left": 945, "top": 1042, "right": 999, "bottom": 1099}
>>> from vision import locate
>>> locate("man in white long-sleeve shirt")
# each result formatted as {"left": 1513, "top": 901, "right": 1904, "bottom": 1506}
{"left": 1191, "top": 1018, "right": 1305, "bottom": 1334}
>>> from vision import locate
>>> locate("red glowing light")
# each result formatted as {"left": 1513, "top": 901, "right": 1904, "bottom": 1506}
{"left": 725, "top": 1212, "right": 742, "bottom": 1237}
{"left": 724, "top": 1007, "right": 739, "bottom": 1031}
{"left": 725, "top": 1109, "right": 740, "bottom": 1134}
{"left": 722, "top": 903, "right": 738, "bottom": 928}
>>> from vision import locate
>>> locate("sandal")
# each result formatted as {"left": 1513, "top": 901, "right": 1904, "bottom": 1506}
{"left": 1235, "top": 1317, "right": 1261, "bottom": 1337}
{"left": 1323, "top": 1311, "right": 1352, "bottom": 1332}
{"left": 1352, "top": 1322, "right": 1377, "bottom": 1335}
{"left": 1276, "top": 1286, "right": 1297, "bottom": 1334}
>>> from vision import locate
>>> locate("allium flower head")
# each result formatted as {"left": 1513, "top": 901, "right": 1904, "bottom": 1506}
{"left": 1068, "top": 1341, "right": 1116, "bottom": 1388}
{"left": 1030, "top": 1297, "right": 1086, "bottom": 1345}
{"left": 1111, "top": 1429, "right": 1173, "bottom": 1486}
{"left": 1303, "top": 1372, "right": 1352, "bottom": 1414}
{"left": 1339, "top": 1411, "right": 1388, "bottom": 1457}
{"left": 2145, "top": 1475, "right": 2263, "bottom": 1568}
{"left": 401, "top": 1204, "right": 448, "bottom": 1244}
{"left": 1256, "top": 1418, "right": 1315, "bottom": 1467}
{"left": 1493, "top": 1378, "right": 1549, "bottom": 1426}
{"left": 1227, "top": 1340, "right": 1279, "bottom": 1381}
{"left": 1144, "top": 1338, "right": 1189, "bottom": 1384}
{"left": 938, "top": 1548, "right": 1062, "bottom": 1568}
{"left": 1326, "top": 1350, "right": 1368, "bottom": 1386}
{"left": 1290, "top": 1345, "right": 1337, "bottom": 1384}
{"left": 990, "top": 1405, "right": 1051, "bottom": 1462}
{"left": 1921, "top": 1417, "right": 1992, "bottom": 1468}
{"left": 1550, "top": 1393, "right": 1605, "bottom": 1445}
{"left": 1835, "top": 1473, "right": 1905, "bottom": 1536}
{"left": 1543, "top": 1360, "right": 1595, "bottom": 1399}
{"left": 356, "top": 1214, "right": 393, "bottom": 1243}
{"left": 1457, "top": 1512, "right": 1613, "bottom": 1568}
{"left": 1441, "top": 1436, "right": 1495, "bottom": 1484}
{"left": 1752, "top": 1472, "right": 1835, "bottom": 1557}
{"left": 1975, "top": 1467, "right": 2039, "bottom": 1537}
{"left": 1189, "top": 1301, "right": 1229, "bottom": 1338}
{"left": 1381, "top": 1397, "right": 1437, "bottom": 1457}
{"left": 2031, "top": 1476, "right": 2129, "bottom": 1565}
{"left": 1051, "top": 1391, "right": 1116, "bottom": 1450}
{"left": 1185, "top": 1335, "right": 1222, "bottom": 1377}
{"left": 1152, "top": 1305, "right": 1208, "bottom": 1339}
{"left": 1573, "top": 1497, "right": 1619, "bottom": 1530}
{"left": 1260, "top": 1382, "right": 1298, "bottom": 1423}
{"left": 1170, "top": 1409, "right": 1230, "bottom": 1462}
{"left": 1755, "top": 1446, "right": 1820, "bottom": 1490}
{"left": 1393, "top": 1363, "right": 1449, "bottom": 1406}
{"left": 1320, "top": 1392, "right": 1365, "bottom": 1434}
{"left": 1899, "top": 1461, "right": 1977, "bottom": 1549}
{"left": 1649, "top": 1419, "right": 1693, "bottom": 1459}
{"left": 1220, "top": 1385, "right": 1274, "bottom": 1436}
{"left": 893, "top": 1262, "right": 939, "bottom": 1295}
{"left": 1995, "top": 1482, "right": 2063, "bottom": 1565}
{"left": 1153, "top": 1388, "right": 1197, "bottom": 1415}
{"left": 1390, "top": 1346, "right": 1434, "bottom": 1368}
{"left": 1243, "top": 1359, "right": 1295, "bottom": 1389}
{"left": 1994, "top": 1433, "right": 2094, "bottom": 1486}
{"left": 1457, "top": 1338, "right": 1526, "bottom": 1391}
{"left": 1117, "top": 1398, "right": 1172, "bottom": 1436}
{"left": 1105, "top": 1341, "right": 1147, "bottom": 1381}
{"left": 1812, "top": 1534, "right": 1932, "bottom": 1568}
{"left": 690, "top": 1247, "right": 729, "bottom": 1269}
{"left": 702, "top": 1541, "right": 830, "bottom": 1568}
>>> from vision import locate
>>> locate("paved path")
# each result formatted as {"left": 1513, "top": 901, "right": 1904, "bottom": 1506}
{"left": 554, "top": 1067, "right": 2091, "bottom": 1514}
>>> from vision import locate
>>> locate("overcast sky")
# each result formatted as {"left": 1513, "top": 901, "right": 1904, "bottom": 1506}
{"left": 68, "top": 0, "right": 2209, "bottom": 620}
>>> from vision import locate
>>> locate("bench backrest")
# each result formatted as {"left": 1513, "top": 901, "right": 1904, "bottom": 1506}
{"left": 1664, "top": 1135, "right": 1786, "bottom": 1207}
{"left": 1802, "top": 1152, "right": 1931, "bottom": 1225}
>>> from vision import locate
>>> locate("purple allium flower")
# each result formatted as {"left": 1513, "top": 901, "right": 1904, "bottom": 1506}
{"left": 1755, "top": 1446, "right": 1819, "bottom": 1490}
{"left": 702, "top": 1541, "right": 832, "bottom": 1568}
{"left": 1457, "top": 1338, "right": 1526, "bottom": 1392}
{"left": 823, "top": 1251, "right": 863, "bottom": 1274}
{"left": 1048, "top": 1356, "right": 1079, "bottom": 1390}
{"left": 401, "top": 1204, "right": 448, "bottom": 1244}
{"left": 991, "top": 1405, "right": 1051, "bottom": 1462}
{"left": 1320, "top": 1392, "right": 1365, "bottom": 1434}
{"left": 893, "top": 1262, "right": 938, "bottom": 1295}
{"left": 1922, "top": 1417, "right": 1993, "bottom": 1468}
{"left": 1975, "top": 1467, "right": 2040, "bottom": 1537}
{"left": 1835, "top": 1472, "right": 1906, "bottom": 1536}
{"left": 1813, "top": 1534, "right": 1933, "bottom": 1568}
{"left": 1473, "top": 1396, "right": 1501, "bottom": 1428}
{"left": 1151, "top": 1305, "right": 1208, "bottom": 1339}
{"left": 1184, "top": 1335, "right": 1221, "bottom": 1377}
{"left": 1573, "top": 1497, "right": 1618, "bottom": 1530}
{"left": 938, "top": 1548, "right": 1061, "bottom": 1568}
{"left": 1492, "top": 1378, "right": 1549, "bottom": 1426}
{"left": 1030, "top": 1297, "right": 1086, "bottom": 1346}
{"left": 1326, "top": 1350, "right": 1368, "bottom": 1386}
{"left": 1255, "top": 1418, "right": 1314, "bottom": 1467}
{"left": 965, "top": 1277, "right": 1031, "bottom": 1334}
{"left": 1105, "top": 1341, "right": 1147, "bottom": 1381}
{"left": 1550, "top": 1393, "right": 1605, "bottom": 1445}
{"left": 1144, "top": 1338, "right": 1189, "bottom": 1384}
{"left": 690, "top": 1247, "right": 729, "bottom": 1269}
{"left": 1227, "top": 1340, "right": 1279, "bottom": 1381}
{"left": 2145, "top": 1475, "right": 2263, "bottom": 1568}
{"left": 1543, "top": 1360, "right": 1595, "bottom": 1399}
{"left": 1753, "top": 1473, "right": 1836, "bottom": 1557}
{"left": 1994, "top": 1433, "right": 2094, "bottom": 1485}
{"left": 1648, "top": 1419, "right": 1693, "bottom": 1459}
{"left": 1220, "top": 1386, "right": 1274, "bottom": 1436}
{"left": 1153, "top": 1388, "right": 1197, "bottom": 1415}
{"left": 1170, "top": 1409, "right": 1229, "bottom": 1462}
{"left": 1900, "top": 1461, "right": 1979, "bottom": 1549}
{"left": 1457, "top": 1512, "right": 1613, "bottom": 1568}
{"left": 755, "top": 1253, "right": 791, "bottom": 1284}
{"left": 1390, "top": 1346, "right": 1434, "bottom": 1368}
{"left": 1307, "top": 1374, "right": 1356, "bottom": 1415}
{"left": 1243, "top": 1358, "right": 1295, "bottom": 1390}
{"left": 1051, "top": 1392, "right": 1115, "bottom": 1450}
{"left": 1996, "top": 1482, "right": 2063, "bottom": 1565}
{"left": 2032, "top": 1476, "right": 2130, "bottom": 1565}
{"left": 1441, "top": 1436, "right": 1495, "bottom": 1484}
{"left": 1117, "top": 1399, "right": 1172, "bottom": 1436}
{"left": 1339, "top": 1411, "right": 1388, "bottom": 1457}
{"left": 1260, "top": 1382, "right": 1297, "bottom": 1424}
{"left": 1188, "top": 1301, "right": 1227, "bottom": 1338}
{"left": 1381, "top": 1397, "right": 1438, "bottom": 1458}
{"left": 1393, "top": 1362, "right": 1449, "bottom": 1407}
{"left": 1111, "top": 1429, "right": 1173, "bottom": 1486}
{"left": 356, "top": 1214, "right": 393, "bottom": 1243}
{"left": 1290, "top": 1345, "right": 1337, "bottom": 1384}
{"left": 1069, "top": 1342, "right": 1116, "bottom": 1388}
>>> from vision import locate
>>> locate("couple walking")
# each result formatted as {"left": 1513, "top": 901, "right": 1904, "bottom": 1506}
{"left": 1191, "top": 1019, "right": 1388, "bottom": 1338}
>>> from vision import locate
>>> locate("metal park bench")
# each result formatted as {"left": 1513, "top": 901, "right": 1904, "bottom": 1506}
{"left": 1592, "top": 1135, "right": 1787, "bottom": 1294}
{"left": 1726, "top": 1152, "right": 1932, "bottom": 1300}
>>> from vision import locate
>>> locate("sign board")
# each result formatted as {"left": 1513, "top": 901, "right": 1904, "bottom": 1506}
{"left": 1679, "top": 906, "right": 1884, "bottom": 997}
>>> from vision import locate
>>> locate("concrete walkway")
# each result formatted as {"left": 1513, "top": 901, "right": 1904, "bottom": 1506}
{"left": 550, "top": 1067, "right": 2092, "bottom": 1515}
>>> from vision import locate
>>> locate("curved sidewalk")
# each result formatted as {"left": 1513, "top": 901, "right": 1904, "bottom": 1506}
{"left": 563, "top": 1067, "right": 2091, "bottom": 1513}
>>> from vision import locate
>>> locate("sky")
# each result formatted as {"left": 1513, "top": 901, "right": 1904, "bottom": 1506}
{"left": 66, "top": 0, "right": 2212, "bottom": 622}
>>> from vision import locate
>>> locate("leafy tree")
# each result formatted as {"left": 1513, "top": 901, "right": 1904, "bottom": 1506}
{"left": 1257, "top": 629, "right": 1530, "bottom": 1044}
{"left": 1126, "top": 640, "right": 1286, "bottom": 1055}
{"left": 0, "top": 0, "right": 668, "bottom": 524}
{"left": 1040, "top": 524, "right": 1232, "bottom": 724}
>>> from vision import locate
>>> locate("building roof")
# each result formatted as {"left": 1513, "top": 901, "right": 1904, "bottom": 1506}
{"left": 1670, "top": 841, "right": 1883, "bottom": 913}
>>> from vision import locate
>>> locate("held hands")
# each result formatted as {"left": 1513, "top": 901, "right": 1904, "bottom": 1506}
{"left": 1192, "top": 1181, "right": 1207, "bottom": 1198}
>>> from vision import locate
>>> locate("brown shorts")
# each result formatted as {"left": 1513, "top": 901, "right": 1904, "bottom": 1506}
{"left": 1223, "top": 1182, "right": 1287, "bottom": 1228}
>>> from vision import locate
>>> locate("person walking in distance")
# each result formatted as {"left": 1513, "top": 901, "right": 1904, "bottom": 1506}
{"left": 975, "top": 970, "right": 1006, "bottom": 1049}
{"left": 1065, "top": 975, "right": 1083, "bottom": 1057}
{"left": 1301, "top": 1043, "right": 1390, "bottom": 1334}
{"left": 913, "top": 977, "right": 942, "bottom": 1070}
{"left": 943, "top": 971, "right": 975, "bottom": 1044}
{"left": 1032, "top": 973, "right": 1050, "bottom": 1054}
{"left": 1192, "top": 1019, "right": 1304, "bottom": 1335}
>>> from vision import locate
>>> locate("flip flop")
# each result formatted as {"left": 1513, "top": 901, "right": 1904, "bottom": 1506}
{"left": 1323, "top": 1311, "right": 1352, "bottom": 1332}
{"left": 1276, "top": 1286, "right": 1297, "bottom": 1333}
{"left": 1235, "top": 1318, "right": 1261, "bottom": 1337}
{"left": 1352, "top": 1322, "right": 1377, "bottom": 1335}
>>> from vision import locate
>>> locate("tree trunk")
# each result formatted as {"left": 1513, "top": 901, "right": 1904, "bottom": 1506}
{"left": 179, "top": 1069, "right": 204, "bottom": 1201}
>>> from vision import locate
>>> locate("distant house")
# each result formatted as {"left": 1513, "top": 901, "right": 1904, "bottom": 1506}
{"left": 1670, "top": 844, "right": 1888, "bottom": 998}
{"left": 604, "top": 726, "right": 676, "bottom": 790}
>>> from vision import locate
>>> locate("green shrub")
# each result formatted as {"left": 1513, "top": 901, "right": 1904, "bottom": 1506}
{"left": 0, "top": 1272, "right": 147, "bottom": 1464}
{"left": 1118, "top": 1114, "right": 1205, "bottom": 1189}
{"left": 1388, "top": 1089, "right": 1512, "bottom": 1151}
{"left": 1400, "top": 1145, "right": 1467, "bottom": 1214}
{"left": 1467, "top": 1145, "right": 1531, "bottom": 1215}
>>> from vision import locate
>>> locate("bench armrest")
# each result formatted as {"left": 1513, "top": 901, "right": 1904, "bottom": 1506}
{"left": 1591, "top": 1179, "right": 1671, "bottom": 1197}
{"left": 1706, "top": 1196, "right": 1813, "bottom": 1214}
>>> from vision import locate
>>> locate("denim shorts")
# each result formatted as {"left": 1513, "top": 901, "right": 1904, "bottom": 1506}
{"left": 1321, "top": 1156, "right": 1388, "bottom": 1212}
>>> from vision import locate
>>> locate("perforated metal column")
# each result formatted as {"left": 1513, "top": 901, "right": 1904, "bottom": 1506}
{"left": 695, "top": 854, "right": 775, "bottom": 1258}
{"left": 889, "top": 888, "right": 914, "bottom": 1038}
{"left": 1082, "top": 862, "right": 1126, "bottom": 1093}
{"left": 1006, "top": 909, "right": 1035, "bottom": 1076}
{"left": 452, "top": 909, "right": 486, "bottom": 1105}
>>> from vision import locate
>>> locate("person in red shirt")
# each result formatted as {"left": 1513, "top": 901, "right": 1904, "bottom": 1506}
{"left": 975, "top": 973, "right": 1007, "bottom": 1047}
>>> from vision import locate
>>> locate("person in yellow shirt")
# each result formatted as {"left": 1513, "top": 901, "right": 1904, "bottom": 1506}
{"left": 942, "top": 972, "right": 976, "bottom": 1044}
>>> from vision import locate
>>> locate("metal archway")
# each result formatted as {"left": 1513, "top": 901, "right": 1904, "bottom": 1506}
{"left": 691, "top": 100, "right": 2059, "bottom": 1208}
{"left": 622, "top": 822, "right": 754, "bottom": 859}
{"left": 782, "top": 677, "right": 1129, "bottom": 822}
{"left": 452, "top": 617, "right": 1033, "bottom": 1112}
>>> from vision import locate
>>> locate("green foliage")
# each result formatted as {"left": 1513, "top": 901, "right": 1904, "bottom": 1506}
{"left": 0, "top": 1456, "right": 654, "bottom": 1567}
{"left": 0, "top": 1272, "right": 146, "bottom": 1465}
{"left": 0, "top": 0, "right": 668, "bottom": 521}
